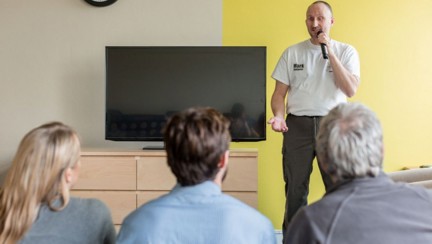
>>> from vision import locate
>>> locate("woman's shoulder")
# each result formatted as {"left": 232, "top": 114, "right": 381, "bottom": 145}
{"left": 68, "top": 197, "right": 111, "bottom": 216}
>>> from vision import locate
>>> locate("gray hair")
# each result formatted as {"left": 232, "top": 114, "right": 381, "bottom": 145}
{"left": 316, "top": 103, "right": 383, "bottom": 180}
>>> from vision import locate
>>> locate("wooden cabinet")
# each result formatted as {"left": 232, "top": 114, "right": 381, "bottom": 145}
{"left": 71, "top": 149, "right": 258, "bottom": 227}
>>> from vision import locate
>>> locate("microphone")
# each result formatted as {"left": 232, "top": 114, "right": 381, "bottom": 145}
{"left": 317, "top": 30, "right": 328, "bottom": 59}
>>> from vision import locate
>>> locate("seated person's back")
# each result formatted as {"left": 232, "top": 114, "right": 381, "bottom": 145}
{"left": 20, "top": 197, "right": 115, "bottom": 244}
{"left": 0, "top": 122, "right": 116, "bottom": 244}
{"left": 285, "top": 103, "right": 432, "bottom": 244}
{"left": 117, "top": 107, "right": 276, "bottom": 244}
{"left": 291, "top": 173, "right": 432, "bottom": 243}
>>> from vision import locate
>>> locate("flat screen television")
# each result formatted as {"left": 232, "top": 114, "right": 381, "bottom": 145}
{"left": 105, "top": 46, "right": 266, "bottom": 143}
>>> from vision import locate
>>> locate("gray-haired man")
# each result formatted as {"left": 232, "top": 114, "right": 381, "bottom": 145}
{"left": 285, "top": 102, "right": 432, "bottom": 244}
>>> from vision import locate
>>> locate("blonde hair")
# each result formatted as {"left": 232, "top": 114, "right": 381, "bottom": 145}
{"left": 0, "top": 122, "right": 81, "bottom": 244}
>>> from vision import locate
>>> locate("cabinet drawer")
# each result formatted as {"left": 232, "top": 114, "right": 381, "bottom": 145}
{"left": 222, "top": 156, "right": 257, "bottom": 191}
{"left": 74, "top": 156, "right": 136, "bottom": 190}
{"left": 137, "top": 157, "right": 176, "bottom": 190}
{"left": 72, "top": 191, "right": 136, "bottom": 225}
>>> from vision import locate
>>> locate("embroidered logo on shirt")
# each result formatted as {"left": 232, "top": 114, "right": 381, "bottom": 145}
{"left": 293, "top": 64, "right": 304, "bottom": 71}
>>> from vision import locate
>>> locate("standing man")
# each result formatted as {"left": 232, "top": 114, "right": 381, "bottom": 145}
{"left": 117, "top": 107, "right": 276, "bottom": 244}
{"left": 268, "top": 1, "right": 360, "bottom": 238}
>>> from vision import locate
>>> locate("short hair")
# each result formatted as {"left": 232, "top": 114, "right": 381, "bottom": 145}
{"left": 163, "top": 107, "right": 231, "bottom": 186}
{"left": 309, "top": 1, "right": 333, "bottom": 16}
{"left": 0, "top": 122, "right": 81, "bottom": 243}
{"left": 316, "top": 103, "right": 383, "bottom": 180}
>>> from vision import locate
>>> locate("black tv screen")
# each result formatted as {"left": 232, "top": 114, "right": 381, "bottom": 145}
{"left": 105, "top": 46, "right": 266, "bottom": 142}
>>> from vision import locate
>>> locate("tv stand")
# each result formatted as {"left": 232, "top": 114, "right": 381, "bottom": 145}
{"left": 71, "top": 148, "right": 258, "bottom": 230}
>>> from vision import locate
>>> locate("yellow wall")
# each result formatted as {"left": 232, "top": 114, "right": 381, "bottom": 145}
{"left": 224, "top": 0, "right": 432, "bottom": 229}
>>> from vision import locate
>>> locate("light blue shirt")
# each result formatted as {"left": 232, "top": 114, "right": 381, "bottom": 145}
{"left": 117, "top": 181, "right": 276, "bottom": 244}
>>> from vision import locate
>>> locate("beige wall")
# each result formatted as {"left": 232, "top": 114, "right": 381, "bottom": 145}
{"left": 0, "top": 0, "right": 222, "bottom": 177}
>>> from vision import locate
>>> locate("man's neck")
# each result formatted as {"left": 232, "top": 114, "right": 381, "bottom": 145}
{"left": 310, "top": 38, "right": 320, "bottom": 45}
{"left": 212, "top": 178, "right": 222, "bottom": 188}
{"left": 309, "top": 37, "right": 331, "bottom": 46}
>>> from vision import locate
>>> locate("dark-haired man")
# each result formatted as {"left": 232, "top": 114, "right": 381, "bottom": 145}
{"left": 117, "top": 107, "right": 276, "bottom": 244}
{"left": 268, "top": 1, "right": 360, "bottom": 238}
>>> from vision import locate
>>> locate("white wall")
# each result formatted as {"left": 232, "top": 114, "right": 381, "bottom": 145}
{"left": 0, "top": 0, "right": 222, "bottom": 178}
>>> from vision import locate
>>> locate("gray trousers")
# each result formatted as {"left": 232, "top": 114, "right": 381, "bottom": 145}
{"left": 282, "top": 114, "right": 333, "bottom": 237}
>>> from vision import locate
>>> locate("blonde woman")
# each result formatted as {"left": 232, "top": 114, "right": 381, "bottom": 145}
{"left": 0, "top": 122, "right": 116, "bottom": 244}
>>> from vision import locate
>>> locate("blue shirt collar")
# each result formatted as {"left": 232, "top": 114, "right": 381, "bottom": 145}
{"left": 171, "top": 181, "right": 222, "bottom": 197}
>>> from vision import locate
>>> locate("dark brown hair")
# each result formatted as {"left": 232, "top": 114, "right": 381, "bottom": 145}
{"left": 163, "top": 107, "right": 231, "bottom": 186}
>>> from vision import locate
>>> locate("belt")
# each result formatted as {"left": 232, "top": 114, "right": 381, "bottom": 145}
{"left": 288, "top": 114, "right": 322, "bottom": 119}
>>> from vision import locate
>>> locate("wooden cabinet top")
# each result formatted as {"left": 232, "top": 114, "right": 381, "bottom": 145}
{"left": 81, "top": 148, "right": 258, "bottom": 157}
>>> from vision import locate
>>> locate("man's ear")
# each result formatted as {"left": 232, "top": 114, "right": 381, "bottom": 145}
{"left": 218, "top": 150, "right": 230, "bottom": 169}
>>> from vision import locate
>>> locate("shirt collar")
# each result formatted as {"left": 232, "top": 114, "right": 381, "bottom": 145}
{"left": 307, "top": 39, "right": 333, "bottom": 49}
{"left": 326, "top": 172, "right": 393, "bottom": 195}
{"left": 171, "top": 181, "right": 222, "bottom": 197}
